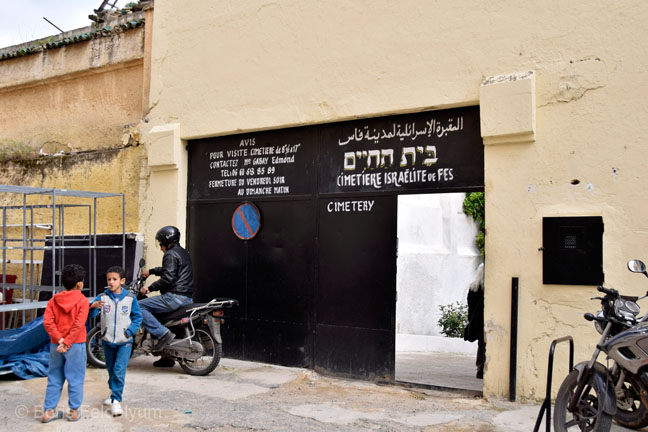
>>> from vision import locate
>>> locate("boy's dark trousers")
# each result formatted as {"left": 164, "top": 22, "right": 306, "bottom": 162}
{"left": 102, "top": 341, "right": 133, "bottom": 403}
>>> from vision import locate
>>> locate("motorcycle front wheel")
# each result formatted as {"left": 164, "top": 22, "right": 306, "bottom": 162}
{"left": 554, "top": 369, "right": 613, "bottom": 432}
{"left": 179, "top": 327, "right": 222, "bottom": 376}
{"left": 86, "top": 325, "right": 107, "bottom": 368}
{"left": 613, "top": 372, "right": 648, "bottom": 429}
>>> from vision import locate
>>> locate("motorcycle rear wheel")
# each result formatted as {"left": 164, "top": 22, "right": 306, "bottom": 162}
{"left": 179, "top": 327, "right": 222, "bottom": 376}
{"left": 554, "top": 369, "right": 613, "bottom": 432}
{"left": 613, "top": 372, "right": 648, "bottom": 429}
{"left": 86, "top": 325, "right": 107, "bottom": 368}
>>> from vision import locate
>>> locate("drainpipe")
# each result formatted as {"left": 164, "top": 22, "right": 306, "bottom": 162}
{"left": 510, "top": 277, "right": 519, "bottom": 401}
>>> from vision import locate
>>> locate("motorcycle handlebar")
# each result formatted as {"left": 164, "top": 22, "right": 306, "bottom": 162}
{"left": 585, "top": 311, "right": 633, "bottom": 328}
{"left": 597, "top": 285, "right": 619, "bottom": 297}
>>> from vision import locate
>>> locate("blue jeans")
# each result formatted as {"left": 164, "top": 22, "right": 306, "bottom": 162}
{"left": 103, "top": 341, "right": 133, "bottom": 402}
{"left": 43, "top": 342, "right": 86, "bottom": 411}
{"left": 139, "top": 293, "right": 192, "bottom": 338}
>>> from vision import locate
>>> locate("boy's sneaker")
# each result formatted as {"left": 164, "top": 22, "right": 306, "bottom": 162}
{"left": 111, "top": 400, "right": 123, "bottom": 417}
{"left": 103, "top": 396, "right": 112, "bottom": 406}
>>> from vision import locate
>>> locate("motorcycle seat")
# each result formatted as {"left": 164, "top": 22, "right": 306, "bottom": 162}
{"left": 155, "top": 303, "right": 207, "bottom": 323}
{"left": 153, "top": 297, "right": 237, "bottom": 324}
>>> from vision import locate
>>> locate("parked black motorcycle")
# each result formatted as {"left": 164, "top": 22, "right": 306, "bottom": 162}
{"left": 553, "top": 259, "right": 648, "bottom": 431}
{"left": 86, "top": 260, "right": 238, "bottom": 376}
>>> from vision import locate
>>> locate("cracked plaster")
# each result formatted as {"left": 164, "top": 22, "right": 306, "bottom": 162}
{"left": 539, "top": 56, "right": 607, "bottom": 106}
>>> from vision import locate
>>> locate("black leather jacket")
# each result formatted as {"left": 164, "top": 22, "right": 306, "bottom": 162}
{"left": 149, "top": 244, "right": 194, "bottom": 297}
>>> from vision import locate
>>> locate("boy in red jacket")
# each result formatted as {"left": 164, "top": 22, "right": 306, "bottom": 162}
{"left": 41, "top": 264, "right": 89, "bottom": 423}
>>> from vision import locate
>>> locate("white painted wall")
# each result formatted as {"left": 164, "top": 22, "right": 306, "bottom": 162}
{"left": 396, "top": 193, "right": 481, "bottom": 353}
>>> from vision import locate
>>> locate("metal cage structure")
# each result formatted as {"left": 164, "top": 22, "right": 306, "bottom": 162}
{"left": 0, "top": 185, "right": 125, "bottom": 328}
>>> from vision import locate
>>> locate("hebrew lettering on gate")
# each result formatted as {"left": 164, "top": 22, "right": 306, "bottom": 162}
{"left": 380, "top": 149, "right": 394, "bottom": 168}
{"left": 422, "top": 145, "right": 438, "bottom": 166}
{"left": 344, "top": 149, "right": 398, "bottom": 171}
{"left": 367, "top": 150, "right": 381, "bottom": 169}
{"left": 344, "top": 152, "right": 356, "bottom": 171}
{"left": 345, "top": 146, "right": 441, "bottom": 172}
{"left": 400, "top": 147, "right": 416, "bottom": 167}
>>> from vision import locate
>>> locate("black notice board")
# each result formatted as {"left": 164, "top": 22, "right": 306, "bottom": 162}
{"left": 188, "top": 126, "right": 318, "bottom": 201}
{"left": 319, "top": 105, "right": 483, "bottom": 194}
{"left": 188, "top": 105, "right": 483, "bottom": 201}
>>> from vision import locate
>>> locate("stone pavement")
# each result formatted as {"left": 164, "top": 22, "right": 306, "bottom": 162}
{"left": 396, "top": 351, "right": 482, "bottom": 394}
{"left": 0, "top": 352, "right": 636, "bottom": 431}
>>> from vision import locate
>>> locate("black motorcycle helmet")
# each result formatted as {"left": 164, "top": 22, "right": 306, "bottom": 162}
{"left": 155, "top": 226, "right": 180, "bottom": 248}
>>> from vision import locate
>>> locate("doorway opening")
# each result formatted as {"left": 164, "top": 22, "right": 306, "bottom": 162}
{"left": 395, "top": 193, "right": 483, "bottom": 392}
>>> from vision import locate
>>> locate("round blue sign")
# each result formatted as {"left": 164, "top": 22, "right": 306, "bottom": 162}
{"left": 232, "top": 202, "right": 261, "bottom": 240}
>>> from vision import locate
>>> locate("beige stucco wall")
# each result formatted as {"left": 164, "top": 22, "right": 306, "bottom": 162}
{"left": 0, "top": 10, "right": 152, "bottom": 284}
{"left": 144, "top": 0, "right": 648, "bottom": 399}
{"left": 0, "top": 20, "right": 148, "bottom": 153}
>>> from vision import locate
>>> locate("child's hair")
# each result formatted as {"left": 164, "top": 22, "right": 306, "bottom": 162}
{"left": 62, "top": 264, "right": 86, "bottom": 290}
{"left": 106, "top": 266, "right": 126, "bottom": 280}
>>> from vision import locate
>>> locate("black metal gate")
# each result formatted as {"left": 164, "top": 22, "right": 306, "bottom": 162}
{"left": 187, "top": 105, "right": 483, "bottom": 380}
{"left": 316, "top": 196, "right": 397, "bottom": 379}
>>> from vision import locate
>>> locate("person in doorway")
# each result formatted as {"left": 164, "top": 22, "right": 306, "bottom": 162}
{"left": 41, "top": 264, "right": 89, "bottom": 423}
{"left": 464, "top": 262, "right": 485, "bottom": 379}
{"left": 139, "top": 226, "right": 194, "bottom": 367}
{"left": 89, "top": 266, "right": 142, "bottom": 417}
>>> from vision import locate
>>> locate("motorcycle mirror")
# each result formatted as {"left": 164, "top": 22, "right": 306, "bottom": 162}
{"left": 628, "top": 259, "right": 648, "bottom": 276}
{"left": 139, "top": 258, "right": 146, "bottom": 268}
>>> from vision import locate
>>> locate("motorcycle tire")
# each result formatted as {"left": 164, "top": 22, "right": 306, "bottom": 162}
{"left": 179, "top": 327, "right": 222, "bottom": 376}
{"left": 613, "top": 373, "right": 648, "bottom": 429}
{"left": 554, "top": 369, "right": 613, "bottom": 432}
{"left": 86, "top": 325, "right": 107, "bottom": 368}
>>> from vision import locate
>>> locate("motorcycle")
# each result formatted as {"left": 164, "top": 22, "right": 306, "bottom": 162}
{"left": 553, "top": 259, "right": 648, "bottom": 431}
{"left": 86, "top": 259, "right": 238, "bottom": 376}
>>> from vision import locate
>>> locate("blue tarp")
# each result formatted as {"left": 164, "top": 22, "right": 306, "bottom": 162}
{"left": 0, "top": 316, "right": 50, "bottom": 379}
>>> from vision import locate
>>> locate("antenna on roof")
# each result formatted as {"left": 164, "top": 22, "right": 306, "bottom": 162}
{"left": 42, "top": 17, "right": 64, "bottom": 33}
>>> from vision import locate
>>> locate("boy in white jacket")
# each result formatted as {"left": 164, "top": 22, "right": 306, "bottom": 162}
{"left": 89, "top": 266, "right": 142, "bottom": 416}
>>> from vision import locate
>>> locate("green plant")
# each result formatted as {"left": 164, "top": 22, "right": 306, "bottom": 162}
{"left": 463, "top": 192, "right": 485, "bottom": 258}
{"left": 437, "top": 301, "right": 468, "bottom": 338}
{"left": 0, "top": 141, "right": 35, "bottom": 162}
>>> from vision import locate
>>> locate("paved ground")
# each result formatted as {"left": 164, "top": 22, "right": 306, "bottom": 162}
{"left": 0, "top": 352, "right": 637, "bottom": 431}
{"left": 396, "top": 351, "right": 482, "bottom": 393}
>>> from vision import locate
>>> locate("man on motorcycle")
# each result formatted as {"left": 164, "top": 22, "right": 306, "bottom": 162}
{"left": 139, "top": 226, "right": 194, "bottom": 367}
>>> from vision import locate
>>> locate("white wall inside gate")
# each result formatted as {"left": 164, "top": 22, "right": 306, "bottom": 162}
{"left": 396, "top": 193, "right": 481, "bottom": 354}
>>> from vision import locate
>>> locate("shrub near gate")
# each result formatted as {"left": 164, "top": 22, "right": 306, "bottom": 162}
{"left": 437, "top": 301, "right": 468, "bottom": 338}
